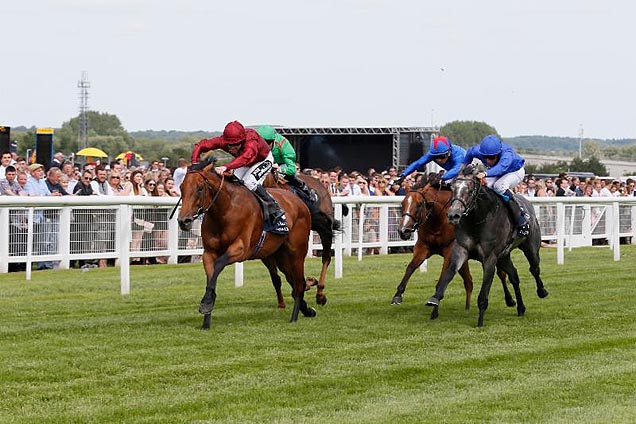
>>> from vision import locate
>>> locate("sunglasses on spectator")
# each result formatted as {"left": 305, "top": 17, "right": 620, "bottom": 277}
{"left": 110, "top": 176, "right": 120, "bottom": 179}
{"left": 147, "top": 182, "right": 156, "bottom": 186}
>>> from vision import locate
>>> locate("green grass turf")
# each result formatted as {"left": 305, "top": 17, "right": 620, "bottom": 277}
{"left": 1, "top": 246, "right": 635, "bottom": 423}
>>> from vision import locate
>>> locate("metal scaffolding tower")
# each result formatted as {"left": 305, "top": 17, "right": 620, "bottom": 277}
{"left": 77, "top": 71, "right": 90, "bottom": 150}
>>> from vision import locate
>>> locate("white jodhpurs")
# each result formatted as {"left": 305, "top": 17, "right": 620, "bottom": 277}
{"left": 484, "top": 167, "right": 525, "bottom": 195}
{"left": 233, "top": 152, "right": 274, "bottom": 191}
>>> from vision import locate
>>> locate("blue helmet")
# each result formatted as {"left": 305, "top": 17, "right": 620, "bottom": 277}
{"left": 479, "top": 135, "right": 502, "bottom": 156}
{"left": 429, "top": 136, "right": 452, "bottom": 156}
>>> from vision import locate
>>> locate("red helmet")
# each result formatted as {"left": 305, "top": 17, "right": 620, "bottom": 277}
{"left": 223, "top": 121, "right": 246, "bottom": 145}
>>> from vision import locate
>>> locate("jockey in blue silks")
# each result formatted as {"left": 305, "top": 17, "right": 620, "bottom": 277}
{"left": 397, "top": 135, "right": 466, "bottom": 184}
{"left": 463, "top": 134, "right": 529, "bottom": 237}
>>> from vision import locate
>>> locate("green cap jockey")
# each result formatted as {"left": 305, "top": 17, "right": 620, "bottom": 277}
{"left": 257, "top": 125, "right": 297, "bottom": 177}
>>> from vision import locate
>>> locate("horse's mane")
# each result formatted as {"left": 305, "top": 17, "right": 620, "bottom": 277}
{"left": 459, "top": 163, "right": 487, "bottom": 178}
{"left": 412, "top": 172, "right": 451, "bottom": 192}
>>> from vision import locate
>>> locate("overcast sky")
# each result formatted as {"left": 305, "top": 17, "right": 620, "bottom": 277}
{"left": 2, "top": 0, "right": 635, "bottom": 139}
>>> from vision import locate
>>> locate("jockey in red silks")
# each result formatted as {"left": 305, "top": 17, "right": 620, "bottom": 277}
{"left": 191, "top": 120, "right": 288, "bottom": 235}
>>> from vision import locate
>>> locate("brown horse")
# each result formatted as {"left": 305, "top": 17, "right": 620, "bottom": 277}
{"left": 264, "top": 172, "right": 340, "bottom": 307}
{"left": 395, "top": 178, "right": 515, "bottom": 319}
{"left": 177, "top": 163, "right": 315, "bottom": 329}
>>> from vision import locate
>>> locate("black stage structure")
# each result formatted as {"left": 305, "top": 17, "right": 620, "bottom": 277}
{"left": 274, "top": 127, "right": 437, "bottom": 173}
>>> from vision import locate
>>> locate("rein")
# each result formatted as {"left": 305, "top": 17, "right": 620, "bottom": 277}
{"left": 402, "top": 184, "right": 443, "bottom": 228}
{"left": 449, "top": 176, "right": 480, "bottom": 216}
{"left": 196, "top": 172, "right": 225, "bottom": 219}
{"left": 450, "top": 176, "right": 499, "bottom": 225}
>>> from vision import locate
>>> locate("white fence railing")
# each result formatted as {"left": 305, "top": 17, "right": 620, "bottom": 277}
{"left": 2, "top": 196, "right": 635, "bottom": 292}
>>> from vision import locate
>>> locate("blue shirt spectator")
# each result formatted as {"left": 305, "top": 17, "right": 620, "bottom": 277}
{"left": 24, "top": 164, "right": 51, "bottom": 196}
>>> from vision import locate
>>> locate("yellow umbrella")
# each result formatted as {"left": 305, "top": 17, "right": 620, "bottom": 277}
{"left": 76, "top": 147, "right": 108, "bottom": 157}
{"left": 115, "top": 151, "right": 144, "bottom": 161}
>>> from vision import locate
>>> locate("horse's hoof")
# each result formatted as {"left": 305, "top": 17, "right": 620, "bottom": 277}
{"left": 537, "top": 288, "right": 549, "bottom": 299}
{"left": 316, "top": 295, "right": 327, "bottom": 306}
{"left": 430, "top": 307, "right": 439, "bottom": 320}
{"left": 505, "top": 298, "right": 517, "bottom": 307}
{"left": 303, "top": 307, "right": 317, "bottom": 318}
{"left": 517, "top": 307, "right": 526, "bottom": 317}
{"left": 277, "top": 303, "right": 286, "bottom": 309}
{"left": 426, "top": 296, "right": 440, "bottom": 307}
{"left": 391, "top": 295, "right": 402, "bottom": 305}
{"left": 199, "top": 303, "right": 214, "bottom": 315}
{"left": 201, "top": 314, "right": 211, "bottom": 330}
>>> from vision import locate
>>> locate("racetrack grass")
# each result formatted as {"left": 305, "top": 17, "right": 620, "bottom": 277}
{"left": 1, "top": 246, "right": 635, "bottom": 423}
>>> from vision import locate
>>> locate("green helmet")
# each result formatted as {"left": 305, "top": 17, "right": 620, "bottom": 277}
{"left": 257, "top": 125, "right": 277, "bottom": 141}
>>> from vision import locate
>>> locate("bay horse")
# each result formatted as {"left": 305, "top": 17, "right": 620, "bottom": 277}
{"left": 177, "top": 162, "right": 315, "bottom": 329}
{"left": 426, "top": 165, "right": 549, "bottom": 327}
{"left": 264, "top": 171, "right": 340, "bottom": 307}
{"left": 395, "top": 175, "right": 516, "bottom": 319}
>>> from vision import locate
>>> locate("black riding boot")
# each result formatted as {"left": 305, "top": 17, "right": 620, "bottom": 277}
{"left": 286, "top": 175, "right": 318, "bottom": 204}
{"left": 253, "top": 185, "right": 289, "bottom": 235}
{"left": 503, "top": 190, "right": 529, "bottom": 237}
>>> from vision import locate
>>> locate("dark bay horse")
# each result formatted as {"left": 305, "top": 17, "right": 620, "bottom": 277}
{"left": 426, "top": 165, "right": 549, "bottom": 327}
{"left": 264, "top": 172, "right": 340, "bottom": 307}
{"left": 177, "top": 163, "right": 315, "bottom": 329}
{"left": 395, "top": 178, "right": 516, "bottom": 319}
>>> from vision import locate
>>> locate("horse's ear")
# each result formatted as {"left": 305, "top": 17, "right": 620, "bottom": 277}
{"left": 460, "top": 164, "right": 472, "bottom": 176}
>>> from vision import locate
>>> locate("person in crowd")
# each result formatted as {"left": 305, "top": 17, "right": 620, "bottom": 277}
{"left": 51, "top": 152, "right": 64, "bottom": 169}
{"left": 15, "top": 157, "right": 27, "bottom": 174}
{"left": 0, "top": 151, "right": 13, "bottom": 179}
{"left": 0, "top": 165, "right": 26, "bottom": 196}
{"left": 544, "top": 178, "right": 556, "bottom": 196}
{"left": 89, "top": 165, "right": 113, "bottom": 195}
{"left": 397, "top": 136, "right": 466, "bottom": 186}
{"left": 534, "top": 179, "right": 548, "bottom": 197}
{"left": 144, "top": 179, "right": 158, "bottom": 196}
{"left": 337, "top": 174, "right": 362, "bottom": 197}
{"left": 16, "top": 171, "right": 29, "bottom": 194}
{"left": 44, "top": 167, "right": 69, "bottom": 196}
{"left": 463, "top": 134, "right": 529, "bottom": 237}
{"left": 569, "top": 176, "right": 584, "bottom": 196}
{"left": 61, "top": 161, "right": 78, "bottom": 193}
{"left": 356, "top": 176, "right": 372, "bottom": 196}
{"left": 172, "top": 158, "right": 188, "bottom": 196}
{"left": 73, "top": 170, "right": 95, "bottom": 196}
{"left": 526, "top": 177, "right": 537, "bottom": 197}
{"left": 24, "top": 163, "right": 51, "bottom": 196}
{"left": 191, "top": 120, "right": 288, "bottom": 234}
{"left": 88, "top": 165, "right": 113, "bottom": 268}
{"left": 555, "top": 178, "right": 575, "bottom": 197}
{"left": 162, "top": 177, "right": 178, "bottom": 196}
{"left": 256, "top": 125, "right": 317, "bottom": 202}
{"left": 108, "top": 172, "right": 128, "bottom": 195}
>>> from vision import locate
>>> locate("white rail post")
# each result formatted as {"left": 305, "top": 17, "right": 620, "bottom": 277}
{"left": 58, "top": 207, "right": 71, "bottom": 270}
{"left": 0, "top": 208, "right": 9, "bottom": 273}
{"left": 357, "top": 204, "right": 365, "bottom": 261}
{"left": 631, "top": 205, "right": 636, "bottom": 245}
{"left": 234, "top": 262, "right": 244, "bottom": 287}
{"left": 556, "top": 202, "right": 565, "bottom": 265}
{"left": 379, "top": 204, "right": 389, "bottom": 255}
{"left": 612, "top": 201, "right": 620, "bottom": 261}
{"left": 334, "top": 203, "right": 343, "bottom": 279}
{"left": 26, "top": 208, "right": 34, "bottom": 281}
{"left": 167, "top": 206, "right": 179, "bottom": 265}
{"left": 119, "top": 204, "right": 131, "bottom": 295}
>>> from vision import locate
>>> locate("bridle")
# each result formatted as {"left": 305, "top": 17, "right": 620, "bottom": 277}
{"left": 173, "top": 170, "right": 225, "bottom": 221}
{"left": 401, "top": 185, "right": 442, "bottom": 229}
{"left": 449, "top": 176, "right": 481, "bottom": 217}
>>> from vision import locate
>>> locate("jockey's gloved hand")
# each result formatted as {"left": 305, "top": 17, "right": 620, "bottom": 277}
{"left": 394, "top": 176, "right": 405, "bottom": 186}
